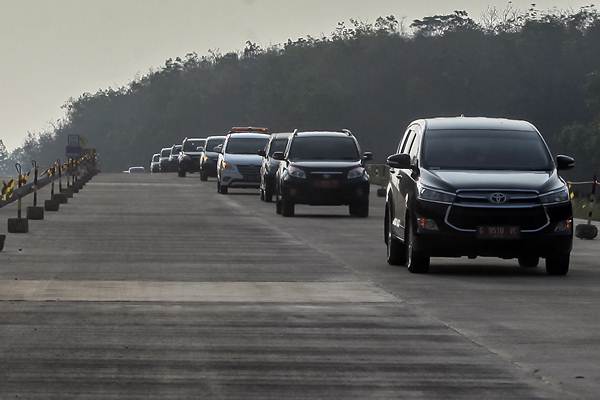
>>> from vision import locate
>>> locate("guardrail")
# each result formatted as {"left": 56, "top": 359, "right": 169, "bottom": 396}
{"left": 0, "top": 151, "right": 99, "bottom": 250}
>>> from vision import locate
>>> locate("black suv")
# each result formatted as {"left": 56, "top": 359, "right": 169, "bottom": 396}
{"left": 199, "top": 136, "right": 226, "bottom": 181}
{"left": 259, "top": 132, "right": 291, "bottom": 202}
{"left": 178, "top": 137, "right": 206, "bottom": 177}
{"left": 273, "top": 130, "right": 372, "bottom": 217}
{"left": 384, "top": 117, "right": 575, "bottom": 275}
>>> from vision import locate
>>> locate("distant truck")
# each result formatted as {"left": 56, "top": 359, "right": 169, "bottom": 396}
{"left": 65, "top": 135, "right": 83, "bottom": 159}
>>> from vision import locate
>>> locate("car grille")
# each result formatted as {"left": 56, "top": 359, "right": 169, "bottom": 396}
{"left": 454, "top": 190, "right": 541, "bottom": 206}
{"left": 446, "top": 205, "right": 549, "bottom": 232}
{"left": 237, "top": 165, "right": 261, "bottom": 182}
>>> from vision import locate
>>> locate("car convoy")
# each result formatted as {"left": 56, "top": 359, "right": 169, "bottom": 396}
{"left": 149, "top": 118, "right": 576, "bottom": 275}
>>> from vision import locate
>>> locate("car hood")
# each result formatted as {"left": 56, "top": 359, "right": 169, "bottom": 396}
{"left": 421, "top": 169, "right": 564, "bottom": 193}
{"left": 290, "top": 161, "right": 362, "bottom": 170}
{"left": 224, "top": 154, "right": 263, "bottom": 165}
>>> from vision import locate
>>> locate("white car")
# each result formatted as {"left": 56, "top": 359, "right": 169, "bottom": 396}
{"left": 217, "top": 129, "right": 270, "bottom": 194}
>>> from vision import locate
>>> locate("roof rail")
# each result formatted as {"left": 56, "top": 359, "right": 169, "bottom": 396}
{"left": 340, "top": 129, "right": 352, "bottom": 136}
{"left": 292, "top": 129, "right": 299, "bottom": 136}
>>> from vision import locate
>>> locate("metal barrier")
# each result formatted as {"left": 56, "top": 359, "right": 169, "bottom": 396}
{"left": 0, "top": 152, "right": 98, "bottom": 242}
{"left": 569, "top": 177, "right": 599, "bottom": 239}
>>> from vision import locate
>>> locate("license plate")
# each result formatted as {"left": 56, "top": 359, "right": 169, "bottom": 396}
{"left": 314, "top": 180, "right": 340, "bottom": 189}
{"left": 477, "top": 226, "right": 520, "bottom": 239}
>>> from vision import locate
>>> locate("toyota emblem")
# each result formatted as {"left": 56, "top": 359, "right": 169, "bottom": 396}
{"left": 489, "top": 193, "right": 508, "bottom": 204}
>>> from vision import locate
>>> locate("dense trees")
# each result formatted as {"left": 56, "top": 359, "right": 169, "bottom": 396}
{"left": 8, "top": 7, "right": 600, "bottom": 179}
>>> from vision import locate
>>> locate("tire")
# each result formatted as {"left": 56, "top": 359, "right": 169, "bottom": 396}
{"left": 178, "top": 170, "right": 186, "bottom": 177}
{"left": 349, "top": 200, "right": 369, "bottom": 218}
{"left": 386, "top": 207, "right": 407, "bottom": 266}
{"left": 406, "top": 217, "right": 430, "bottom": 273}
{"left": 220, "top": 185, "right": 228, "bottom": 195}
{"left": 518, "top": 255, "right": 540, "bottom": 268}
{"left": 264, "top": 185, "right": 273, "bottom": 203}
{"left": 281, "top": 196, "right": 294, "bottom": 217}
{"left": 545, "top": 253, "right": 570, "bottom": 276}
{"left": 200, "top": 171, "right": 208, "bottom": 181}
{"left": 260, "top": 189, "right": 265, "bottom": 201}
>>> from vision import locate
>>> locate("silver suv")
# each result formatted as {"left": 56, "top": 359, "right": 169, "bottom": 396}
{"left": 217, "top": 130, "right": 270, "bottom": 194}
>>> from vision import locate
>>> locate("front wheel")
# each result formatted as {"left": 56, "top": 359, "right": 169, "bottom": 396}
{"left": 264, "top": 185, "right": 274, "bottom": 203}
{"left": 386, "top": 208, "right": 407, "bottom": 266}
{"left": 200, "top": 171, "right": 208, "bottom": 181}
{"left": 281, "top": 196, "right": 295, "bottom": 217}
{"left": 178, "top": 170, "right": 186, "bottom": 177}
{"left": 406, "top": 218, "right": 430, "bottom": 273}
{"left": 545, "top": 254, "right": 570, "bottom": 276}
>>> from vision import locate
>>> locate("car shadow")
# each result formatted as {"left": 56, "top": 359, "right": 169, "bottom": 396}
{"left": 428, "top": 263, "right": 547, "bottom": 276}
{"left": 291, "top": 214, "right": 355, "bottom": 219}
{"left": 226, "top": 192, "right": 260, "bottom": 196}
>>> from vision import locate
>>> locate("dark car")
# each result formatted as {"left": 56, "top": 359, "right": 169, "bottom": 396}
{"left": 178, "top": 138, "right": 206, "bottom": 177}
{"left": 150, "top": 153, "right": 160, "bottom": 173}
{"left": 384, "top": 117, "right": 575, "bottom": 275}
{"left": 259, "top": 132, "right": 291, "bottom": 202}
{"left": 159, "top": 147, "right": 172, "bottom": 172}
{"left": 273, "top": 130, "right": 372, "bottom": 217}
{"left": 199, "top": 136, "right": 226, "bottom": 181}
{"left": 167, "top": 144, "right": 182, "bottom": 172}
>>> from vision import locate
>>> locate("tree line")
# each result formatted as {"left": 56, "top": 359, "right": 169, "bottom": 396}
{"left": 3, "top": 6, "right": 600, "bottom": 180}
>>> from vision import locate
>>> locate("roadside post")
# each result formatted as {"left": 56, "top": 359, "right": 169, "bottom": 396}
{"left": 44, "top": 164, "right": 60, "bottom": 212}
{"left": 7, "top": 163, "right": 29, "bottom": 233}
{"left": 26, "top": 160, "right": 44, "bottom": 220}
{"left": 60, "top": 160, "right": 73, "bottom": 199}
{"left": 53, "top": 160, "right": 68, "bottom": 204}
{"left": 575, "top": 175, "right": 598, "bottom": 240}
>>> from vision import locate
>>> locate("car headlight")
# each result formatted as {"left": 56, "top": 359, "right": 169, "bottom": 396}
{"left": 347, "top": 167, "right": 366, "bottom": 179}
{"left": 539, "top": 186, "right": 570, "bottom": 204}
{"left": 418, "top": 185, "right": 455, "bottom": 204}
{"left": 287, "top": 166, "right": 306, "bottom": 179}
{"left": 221, "top": 161, "right": 235, "bottom": 170}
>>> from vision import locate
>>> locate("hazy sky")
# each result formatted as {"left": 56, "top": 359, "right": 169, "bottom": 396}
{"left": 0, "top": 0, "right": 591, "bottom": 150}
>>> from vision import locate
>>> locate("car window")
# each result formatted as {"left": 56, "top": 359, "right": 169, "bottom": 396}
{"left": 288, "top": 137, "right": 360, "bottom": 161}
{"left": 171, "top": 146, "right": 182, "bottom": 155}
{"left": 268, "top": 138, "right": 288, "bottom": 156}
{"left": 160, "top": 149, "right": 170, "bottom": 157}
{"left": 152, "top": 155, "right": 159, "bottom": 162}
{"left": 205, "top": 138, "right": 225, "bottom": 152}
{"left": 183, "top": 139, "right": 206, "bottom": 152}
{"left": 225, "top": 137, "right": 269, "bottom": 155}
{"left": 422, "top": 129, "right": 554, "bottom": 171}
{"left": 409, "top": 132, "right": 421, "bottom": 162}
{"left": 400, "top": 130, "right": 415, "bottom": 154}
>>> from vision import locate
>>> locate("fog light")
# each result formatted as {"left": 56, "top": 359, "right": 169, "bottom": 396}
{"left": 417, "top": 217, "right": 439, "bottom": 232}
{"left": 554, "top": 219, "right": 573, "bottom": 234}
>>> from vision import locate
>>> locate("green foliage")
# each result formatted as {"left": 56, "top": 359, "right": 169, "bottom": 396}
{"left": 0, "top": 140, "right": 9, "bottom": 175}
{"left": 9, "top": 7, "right": 600, "bottom": 175}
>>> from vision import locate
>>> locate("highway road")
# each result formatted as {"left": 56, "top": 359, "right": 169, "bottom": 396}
{"left": 0, "top": 173, "right": 599, "bottom": 399}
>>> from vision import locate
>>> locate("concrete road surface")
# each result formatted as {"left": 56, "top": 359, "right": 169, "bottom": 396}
{"left": 0, "top": 173, "right": 598, "bottom": 399}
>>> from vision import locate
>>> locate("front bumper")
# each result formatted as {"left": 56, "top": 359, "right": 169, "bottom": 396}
{"left": 281, "top": 177, "right": 370, "bottom": 205}
{"left": 180, "top": 157, "right": 201, "bottom": 172}
{"left": 411, "top": 200, "right": 573, "bottom": 258}
{"left": 220, "top": 165, "right": 261, "bottom": 188}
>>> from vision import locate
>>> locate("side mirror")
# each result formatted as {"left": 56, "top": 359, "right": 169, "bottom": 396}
{"left": 257, "top": 149, "right": 266, "bottom": 157}
{"left": 556, "top": 155, "right": 575, "bottom": 170}
{"left": 215, "top": 144, "right": 223, "bottom": 153}
{"left": 272, "top": 152, "right": 285, "bottom": 161}
{"left": 386, "top": 153, "right": 412, "bottom": 169}
{"left": 362, "top": 152, "right": 373, "bottom": 161}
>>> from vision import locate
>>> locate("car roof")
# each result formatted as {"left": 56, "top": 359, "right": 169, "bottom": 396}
{"left": 152, "top": 153, "right": 160, "bottom": 156}
{"left": 415, "top": 117, "right": 537, "bottom": 132}
{"left": 271, "top": 132, "right": 292, "bottom": 139}
{"left": 227, "top": 133, "right": 270, "bottom": 139}
{"left": 160, "top": 147, "right": 171, "bottom": 152}
{"left": 184, "top": 137, "right": 205, "bottom": 141}
{"left": 294, "top": 131, "right": 354, "bottom": 138}
{"left": 172, "top": 144, "right": 182, "bottom": 148}
{"left": 206, "top": 135, "right": 226, "bottom": 140}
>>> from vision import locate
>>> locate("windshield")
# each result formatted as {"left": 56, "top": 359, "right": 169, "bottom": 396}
{"left": 171, "top": 146, "right": 182, "bottom": 156}
{"left": 225, "top": 137, "right": 269, "bottom": 155}
{"left": 205, "top": 138, "right": 225, "bottom": 152}
{"left": 160, "top": 149, "right": 170, "bottom": 157}
{"left": 269, "top": 138, "right": 288, "bottom": 156}
{"left": 183, "top": 139, "right": 206, "bottom": 152}
{"left": 152, "top": 155, "right": 160, "bottom": 162}
{"left": 288, "top": 137, "right": 359, "bottom": 161}
{"left": 422, "top": 130, "right": 553, "bottom": 171}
